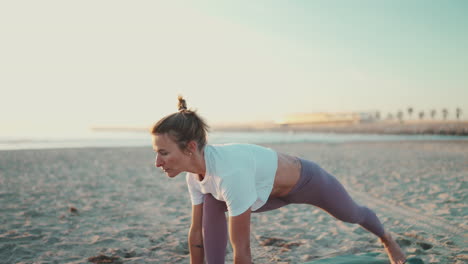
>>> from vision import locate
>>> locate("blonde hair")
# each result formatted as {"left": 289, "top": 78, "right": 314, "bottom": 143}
{"left": 151, "top": 96, "right": 209, "bottom": 151}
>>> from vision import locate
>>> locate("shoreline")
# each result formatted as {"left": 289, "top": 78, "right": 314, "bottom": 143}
{"left": 212, "top": 121, "right": 468, "bottom": 136}
{"left": 1, "top": 140, "right": 467, "bottom": 156}
{"left": 1, "top": 131, "right": 467, "bottom": 152}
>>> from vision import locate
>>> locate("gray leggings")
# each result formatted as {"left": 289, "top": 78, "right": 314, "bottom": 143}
{"left": 202, "top": 158, "right": 385, "bottom": 263}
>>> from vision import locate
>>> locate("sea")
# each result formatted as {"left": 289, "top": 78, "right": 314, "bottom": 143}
{"left": 1, "top": 131, "right": 467, "bottom": 151}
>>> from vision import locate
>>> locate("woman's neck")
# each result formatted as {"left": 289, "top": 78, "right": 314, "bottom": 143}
{"left": 188, "top": 147, "right": 206, "bottom": 178}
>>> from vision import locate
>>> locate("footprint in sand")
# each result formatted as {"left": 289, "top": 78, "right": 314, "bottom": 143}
{"left": 416, "top": 242, "right": 433, "bottom": 250}
{"left": 396, "top": 238, "right": 412, "bottom": 247}
{"left": 87, "top": 255, "right": 122, "bottom": 264}
{"left": 258, "top": 236, "right": 301, "bottom": 250}
{"left": 406, "top": 257, "right": 425, "bottom": 264}
{"left": 397, "top": 237, "right": 433, "bottom": 251}
{"left": 259, "top": 236, "right": 287, "bottom": 246}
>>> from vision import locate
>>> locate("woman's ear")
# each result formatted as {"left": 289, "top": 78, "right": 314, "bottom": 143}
{"left": 186, "top": 140, "right": 198, "bottom": 155}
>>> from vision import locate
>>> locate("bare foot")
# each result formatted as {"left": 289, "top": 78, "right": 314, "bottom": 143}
{"left": 380, "top": 232, "right": 407, "bottom": 264}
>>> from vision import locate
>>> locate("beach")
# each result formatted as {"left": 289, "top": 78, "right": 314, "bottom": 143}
{"left": 1, "top": 141, "right": 467, "bottom": 263}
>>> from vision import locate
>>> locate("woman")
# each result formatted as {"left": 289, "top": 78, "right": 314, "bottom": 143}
{"left": 151, "top": 96, "right": 406, "bottom": 264}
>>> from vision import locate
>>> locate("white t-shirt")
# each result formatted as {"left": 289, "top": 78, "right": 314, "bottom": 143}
{"left": 186, "top": 143, "right": 278, "bottom": 216}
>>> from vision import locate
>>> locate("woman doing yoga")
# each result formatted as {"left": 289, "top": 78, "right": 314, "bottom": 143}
{"left": 151, "top": 96, "right": 406, "bottom": 264}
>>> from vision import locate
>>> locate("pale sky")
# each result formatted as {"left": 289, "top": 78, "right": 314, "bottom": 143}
{"left": 1, "top": 0, "right": 467, "bottom": 137}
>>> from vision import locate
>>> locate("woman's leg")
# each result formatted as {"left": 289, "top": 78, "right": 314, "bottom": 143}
{"left": 202, "top": 194, "right": 228, "bottom": 263}
{"left": 284, "top": 158, "right": 406, "bottom": 263}
{"left": 314, "top": 173, "right": 385, "bottom": 237}
{"left": 283, "top": 159, "right": 385, "bottom": 238}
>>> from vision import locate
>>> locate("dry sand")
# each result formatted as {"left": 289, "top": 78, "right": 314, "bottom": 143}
{"left": 0, "top": 141, "right": 466, "bottom": 263}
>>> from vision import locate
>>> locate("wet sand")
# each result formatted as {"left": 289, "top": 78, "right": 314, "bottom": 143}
{"left": 0, "top": 141, "right": 466, "bottom": 263}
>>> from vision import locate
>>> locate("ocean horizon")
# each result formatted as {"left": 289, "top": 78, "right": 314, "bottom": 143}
{"left": 1, "top": 131, "right": 467, "bottom": 151}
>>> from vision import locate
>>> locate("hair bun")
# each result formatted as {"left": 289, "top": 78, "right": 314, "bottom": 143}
{"left": 177, "top": 95, "right": 188, "bottom": 112}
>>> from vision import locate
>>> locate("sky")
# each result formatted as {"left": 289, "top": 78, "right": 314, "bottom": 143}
{"left": 1, "top": 0, "right": 467, "bottom": 137}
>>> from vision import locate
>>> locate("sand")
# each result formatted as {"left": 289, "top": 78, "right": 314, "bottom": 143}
{"left": 0, "top": 141, "right": 466, "bottom": 263}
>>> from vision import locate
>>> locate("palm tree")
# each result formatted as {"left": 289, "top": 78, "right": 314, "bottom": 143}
{"left": 397, "top": 110, "right": 404, "bottom": 123}
{"left": 442, "top": 108, "right": 448, "bottom": 120}
{"left": 375, "top": 111, "right": 381, "bottom": 121}
{"left": 456, "top": 108, "right": 462, "bottom": 120}
{"left": 430, "top": 109, "right": 436, "bottom": 120}
{"left": 407, "top": 107, "right": 413, "bottom": 120}
{"left": 418, "top": 111, "right": 425, "bottom": 120}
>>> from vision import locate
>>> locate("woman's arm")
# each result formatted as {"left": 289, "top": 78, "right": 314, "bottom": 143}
{"left": 189, "top": 204, "right": 204, "bottom": 264}
{"left": 229, "top": 208, "right": 252, "bottom": 264}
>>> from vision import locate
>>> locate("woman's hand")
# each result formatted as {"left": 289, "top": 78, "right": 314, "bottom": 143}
{"left": 229, "top": 209, "right": 252, "bottom": 264}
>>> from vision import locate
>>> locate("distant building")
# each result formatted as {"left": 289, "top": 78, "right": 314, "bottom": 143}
{"left": 276, "top": 112, "right": 375, "bottom": 126}
{"left": 358, "top": 112, "right": 377, "bottom": 123}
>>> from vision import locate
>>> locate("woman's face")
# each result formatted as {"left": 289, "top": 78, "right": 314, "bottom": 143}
{"left": 152, "top": 133, "right": 191, "bottom": 178}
